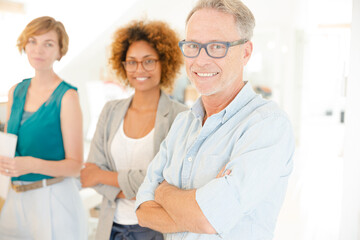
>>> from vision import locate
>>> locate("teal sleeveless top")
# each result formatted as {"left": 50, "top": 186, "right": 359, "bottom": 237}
{"left": 7, "top": 78, "right": 77, "bottom": 182}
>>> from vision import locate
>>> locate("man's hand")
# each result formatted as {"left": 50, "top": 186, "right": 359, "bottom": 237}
{"left": 216, "top": 164, "right": 231, "bottom": 178}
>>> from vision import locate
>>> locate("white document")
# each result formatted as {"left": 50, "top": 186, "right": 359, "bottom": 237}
{"left": 0, "top": 132, "right": 17, "bottom": 199}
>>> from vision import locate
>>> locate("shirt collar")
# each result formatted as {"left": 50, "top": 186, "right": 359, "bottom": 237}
{"left": 190, "top": 82, "right": 257, "bottom": 123}
{"left": 222, "top": 81, "right": 256, "bottom": 122}
{"left": 191, "top": 97, "right": 206, "bottom": 120}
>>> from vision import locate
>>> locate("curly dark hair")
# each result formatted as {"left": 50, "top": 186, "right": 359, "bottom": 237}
{"left": 109, "top": 20, "right": 183, "bottom": 92}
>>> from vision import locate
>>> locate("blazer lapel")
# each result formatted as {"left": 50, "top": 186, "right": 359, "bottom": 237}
{"left": 154, "top": 91, "right": 171, "bottom": 153}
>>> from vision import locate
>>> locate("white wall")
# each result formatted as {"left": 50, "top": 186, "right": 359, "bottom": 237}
{"left": 339, "top": 0, "right": 360, "bottom": 238}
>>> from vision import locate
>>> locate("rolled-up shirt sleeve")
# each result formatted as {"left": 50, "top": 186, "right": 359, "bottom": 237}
{"left": 135, "top": 138, "right": 169, "bottom": 209}
{"left": 195, "top": 114, "right": 295, "bottom": 235}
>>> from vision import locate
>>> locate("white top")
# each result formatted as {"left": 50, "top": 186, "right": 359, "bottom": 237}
{"left": 111, "top": 119, "right": 154, "bottom": 225}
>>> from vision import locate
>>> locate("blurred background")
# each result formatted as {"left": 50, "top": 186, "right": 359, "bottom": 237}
{"left": 0, "top": 0, "right": 359, "bottom": 239}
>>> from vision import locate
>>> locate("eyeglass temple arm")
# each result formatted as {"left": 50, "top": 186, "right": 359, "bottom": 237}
{"left": 230, "top": 39, "right": 248, "bottom": 46}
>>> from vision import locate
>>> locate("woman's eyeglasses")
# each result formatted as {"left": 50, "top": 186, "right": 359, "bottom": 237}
{"left": 122, "top": 59, "right": 159, "bottom": 72}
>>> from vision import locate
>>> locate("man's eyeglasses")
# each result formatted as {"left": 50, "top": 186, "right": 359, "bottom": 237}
{"left": 178, "top": 39, "right": 248, "bottom": 59}
{"left": 122, "top": 59, "right": 159, "bottom": 72}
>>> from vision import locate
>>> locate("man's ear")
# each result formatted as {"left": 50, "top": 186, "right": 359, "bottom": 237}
{"left": 243, "top": 41, "right": 253, "bottom": 66}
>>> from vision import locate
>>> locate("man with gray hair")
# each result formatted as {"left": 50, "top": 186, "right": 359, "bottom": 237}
{"left": 135, "top": 0, "right": 295, "bottom": 239}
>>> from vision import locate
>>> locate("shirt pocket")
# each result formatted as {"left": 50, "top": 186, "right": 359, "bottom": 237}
{"left": 193, "top": 154, "right": 231, "bottom": 188}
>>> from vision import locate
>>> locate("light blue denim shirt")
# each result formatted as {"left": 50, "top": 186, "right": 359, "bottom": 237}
{"left": 135, "top": 82, "right": 295, "bottom": 240}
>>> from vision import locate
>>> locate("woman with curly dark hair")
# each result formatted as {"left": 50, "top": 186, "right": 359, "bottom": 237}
{"left": 80, "top": 20, "right": 188, "bottom": 240}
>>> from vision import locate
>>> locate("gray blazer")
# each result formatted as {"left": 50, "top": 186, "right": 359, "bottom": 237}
{"left": 87, "top": 91, "right": 188, "bottom": 240}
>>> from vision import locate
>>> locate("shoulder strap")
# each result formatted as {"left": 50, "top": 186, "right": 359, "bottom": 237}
{"left": 45, "top": 81, "right": 77, "bottom": 109}
{"left": 7, "top": 79, "right": 31, "bottom": 136}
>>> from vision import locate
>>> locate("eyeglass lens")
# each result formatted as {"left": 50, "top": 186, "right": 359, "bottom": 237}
{"left": 182, "top": 42, "right": 228, "bottom": 58}
{"left": 123, "top": 59, "right": 157, "bottom": 72}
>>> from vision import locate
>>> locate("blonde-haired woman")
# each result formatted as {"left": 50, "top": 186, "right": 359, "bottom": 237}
{"left": 0, "top": 16, "right": 87, "bottom": 239}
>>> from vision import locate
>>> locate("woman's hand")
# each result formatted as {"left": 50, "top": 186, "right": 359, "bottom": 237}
{"left": 0, "top": 155, "right": 36, "bottom": 177}
{"left": 80, "top": 162, "right": 101, "bottom": 187}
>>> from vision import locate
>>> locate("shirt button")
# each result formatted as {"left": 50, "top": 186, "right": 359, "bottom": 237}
{"left": 188, "top": 157, "right": 192, "bottom": 162}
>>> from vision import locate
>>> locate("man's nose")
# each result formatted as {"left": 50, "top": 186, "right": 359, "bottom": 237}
{"left": 194, "top": 47, "right": 211, "bottom": 65}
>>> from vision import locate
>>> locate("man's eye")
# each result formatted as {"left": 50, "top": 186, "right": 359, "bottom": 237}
{"left": 210, "top": 44, "right": 225, "bottom": 50}
{"left": 187, "top": 43, "right": 199, "bottom": 49}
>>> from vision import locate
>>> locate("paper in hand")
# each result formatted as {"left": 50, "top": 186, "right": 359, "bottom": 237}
{"left": 0, "top": 132, "right": 17, "bottom": 199}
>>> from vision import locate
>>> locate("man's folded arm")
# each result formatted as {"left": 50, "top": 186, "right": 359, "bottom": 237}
{"left": 148, "top": 115, "right": 295, "bottom": 235}
{"left": 154, "top": 181, "right": 217, "bottom": 234}
{"left": 136, "top": 200, "right": 185, "bottom": 233}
